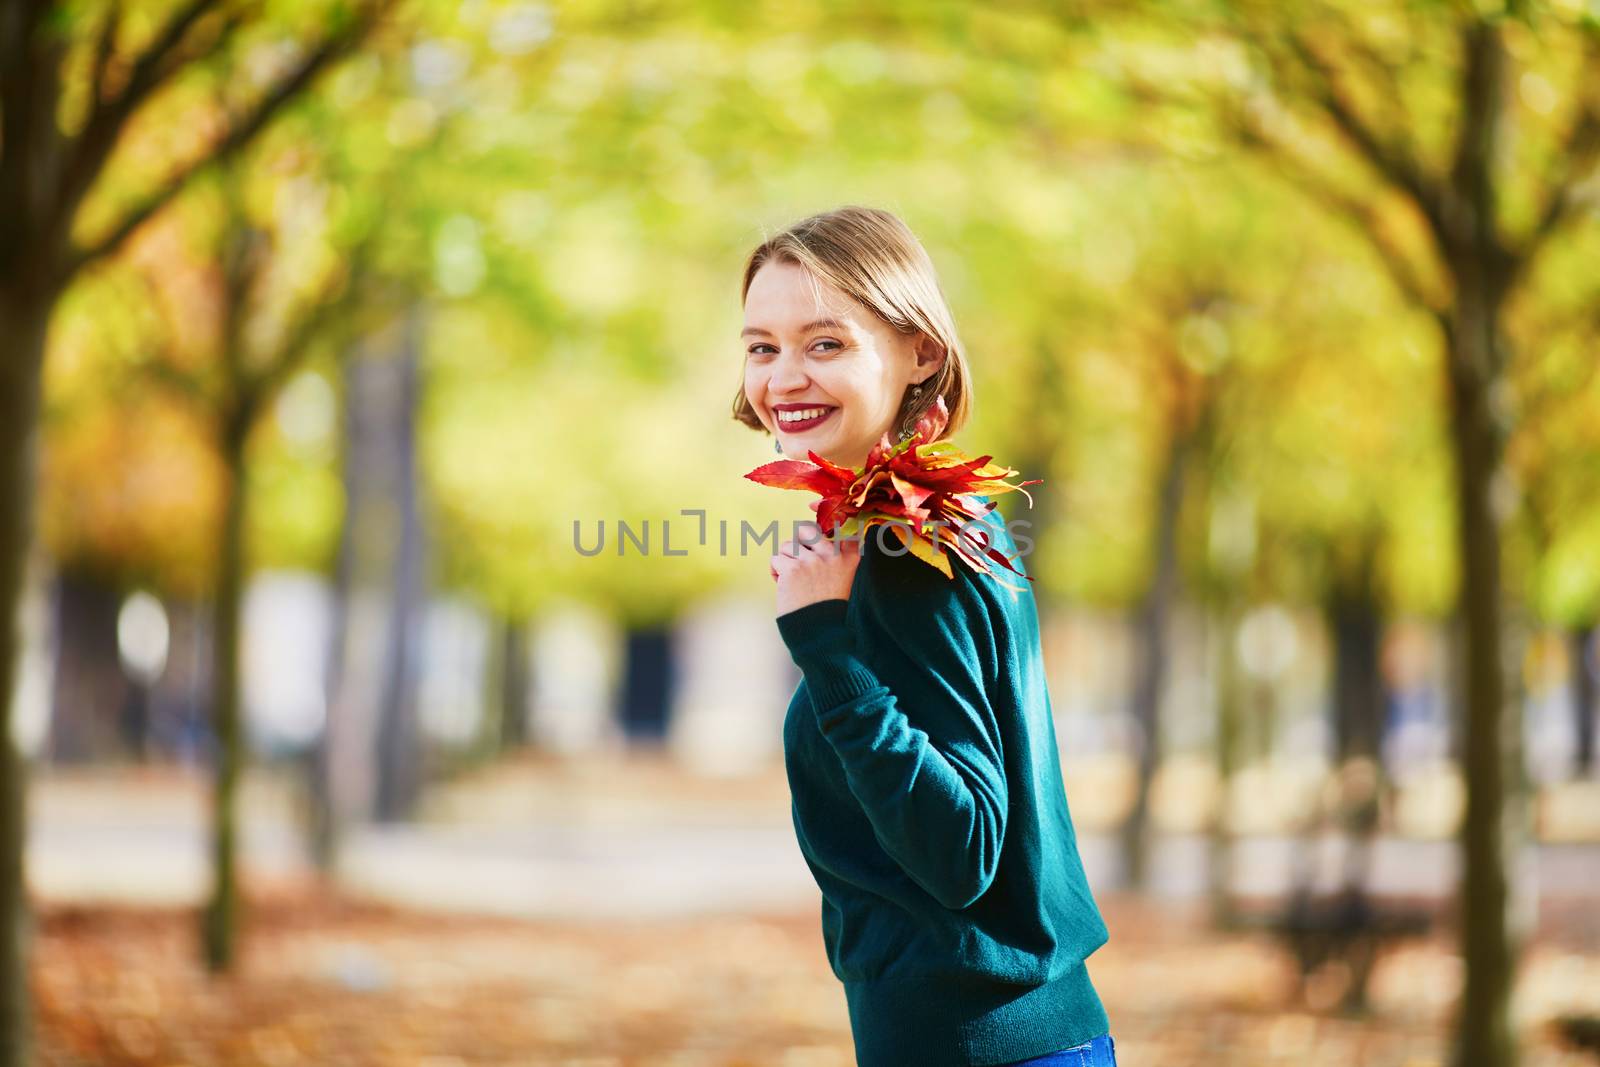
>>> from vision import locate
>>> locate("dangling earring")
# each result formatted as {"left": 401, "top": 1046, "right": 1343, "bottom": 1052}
{"left": 899, "top": 384, "right": 924, "bottom": 440}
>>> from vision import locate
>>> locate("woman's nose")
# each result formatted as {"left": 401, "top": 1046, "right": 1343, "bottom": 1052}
{"left": 769, "top": 351, "right": 808, "bottom": 393}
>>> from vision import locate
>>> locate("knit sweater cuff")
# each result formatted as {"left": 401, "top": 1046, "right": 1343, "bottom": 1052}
{"left": 775, "top": 599, "right": 882, "bottom": 710}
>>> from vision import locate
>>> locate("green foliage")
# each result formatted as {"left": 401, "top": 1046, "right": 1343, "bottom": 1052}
{"left": 35, "top": 0, "right": 1600, "bottom": 627}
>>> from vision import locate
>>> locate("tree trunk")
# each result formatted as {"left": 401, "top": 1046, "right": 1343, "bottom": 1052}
{"left": 1571, "top": 625, "right": 1596, "bottom": 778}
{"left": 1330, "top": 585, "right": 1384, "bottom": 770}
{"left": 202, "top": 413, "right": 250, "bottom": 973}
{"left": 1207, "top": 598, "right": 1244, "bottom": 928}
{"left": 1442, "top": 20, "right": 1526, "bottom": 1067}
{"left": 1326, "top": 577, "right": 1388, "bottom": 1012}
{"left": 617, "top": 623, "right": 677, "bottom": 745}
{"left": 1121, "top": 433, "right": 1185, "bottom": 891}
{"left": 0, "top": 291, "right": 49, "bottom": 1067}
{"left": 1329, "top": 581, "right": 1387, "bottom": 843}
{"left": 46, "top": 571, "right": 130, "bottom": 763}
{"left": 373, "top": 316, "right": 425, "bottom": 824}
{"left": 499, "top": 617, "right": 530, "bottom": 752}
{"left": 309, "top": 367, "right": 361, "bottom": 874}
{"left": 318, "top": 326, "right": 420, "bottom": 849}
{"left": 1445, "top": 317, "right": 1523, "bottom": 1067}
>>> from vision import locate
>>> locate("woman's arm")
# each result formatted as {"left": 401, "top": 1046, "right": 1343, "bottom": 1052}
{"left": 776, "top": 572, "right": 1006, "bottom": 912}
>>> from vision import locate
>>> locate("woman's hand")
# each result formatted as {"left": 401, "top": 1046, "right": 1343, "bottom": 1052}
{"left": 770, "top": 521, "right": 862, "bottom": 616}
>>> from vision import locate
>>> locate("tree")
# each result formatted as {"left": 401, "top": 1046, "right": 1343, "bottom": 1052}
{"left": 0, "top": 0, "right": 389, "bottom": 1059}
{"left": 1090, "top": 4, "right": 1600, "bottom": 1063}
{"left": 166, "top": 168, "right": 393, "bottom": 972}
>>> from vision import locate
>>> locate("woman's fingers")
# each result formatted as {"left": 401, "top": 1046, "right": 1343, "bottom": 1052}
{"left": 778, "top": 525, "right": 813, "bottom": 558}
{"left": 772, "top": 523, "right": 851, "bottom": 579}
{"left": 793, "top": 520, "right": 828, "bottom": 553}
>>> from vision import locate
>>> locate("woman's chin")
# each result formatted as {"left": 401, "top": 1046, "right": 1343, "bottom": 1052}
{"left": 776, "top": 432, "right": 863, "bottom": 469}
{"left": 780, "top": 433, "right": 824, "bottom": 456}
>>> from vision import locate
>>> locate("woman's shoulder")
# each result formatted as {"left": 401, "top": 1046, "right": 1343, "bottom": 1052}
{"left": 851, "top": 501, "right": 1016, "bottom": 687}
{"left": 856, "top": 495, "right": 1026, "bottom": 619}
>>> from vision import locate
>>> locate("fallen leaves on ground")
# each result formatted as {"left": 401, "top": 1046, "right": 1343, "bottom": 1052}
{"left": 31, "top": 881, "right": 1600, "bottom": 1066}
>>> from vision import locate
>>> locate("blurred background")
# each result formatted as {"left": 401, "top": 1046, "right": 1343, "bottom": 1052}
{"left": 2, "top": 1, "right": 1599, "bottom": 1065}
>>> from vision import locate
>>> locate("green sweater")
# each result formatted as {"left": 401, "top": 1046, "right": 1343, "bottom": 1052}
{"left": 776, "top": 500, "right": 1112, "bottom": 1067}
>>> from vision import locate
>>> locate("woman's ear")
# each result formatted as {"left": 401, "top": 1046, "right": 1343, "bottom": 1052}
{"left": 913, "top": 333, "right": 946, "bottom": 382}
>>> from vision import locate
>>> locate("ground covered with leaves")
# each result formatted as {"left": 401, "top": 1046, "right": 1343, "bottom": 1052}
{"left": 32, "top": 881, "right": 1600, "bottom": 1066}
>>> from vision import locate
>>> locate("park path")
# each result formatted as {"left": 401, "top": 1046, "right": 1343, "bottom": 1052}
{"left": 24, "top": 750, "right": 1600, "bottom": 919}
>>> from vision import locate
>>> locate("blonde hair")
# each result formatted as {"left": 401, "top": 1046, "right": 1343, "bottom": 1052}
{"left": 731, "top": 205, "right": 972, "bottom": 443}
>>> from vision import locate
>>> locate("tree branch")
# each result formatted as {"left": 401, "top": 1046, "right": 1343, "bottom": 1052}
{"left": 218, "top": 221, "right": 271, "bottom": 382}
{"left": 1509, "top": 61, "right": 1600, "bottom": 283}
{"left": 57, "top": 1, "right": 389, "bottom": 287}
{"left": 105, "top": 0, "right": 223, "bottom": 115}
{"left": 1226, "top": 99, "right": 1450, "bottom": 317}
{"left": 1277, "top": 26, "right": 1446, "bottom": 241}
{"left": 1, "top": 0, "right": 65, "bottom": 267}
{"left": 1322, "top": 4, "right": 1408, "bottom": 114}
{"left": 89, "top": 1, "right": 122, "bottom": 110}
{"left": 1444, "top": 16, "right": 1515, "bottom": 301}
{"left": 250, "top": 244, "right": 378, "bottom": 404}
{"left": 55, "top": 0, "right": 243, "bottom": 247}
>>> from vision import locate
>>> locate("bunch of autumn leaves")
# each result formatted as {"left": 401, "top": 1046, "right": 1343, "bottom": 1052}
{"left": 744, "top": 396, "right": 1040, "bottom": 589}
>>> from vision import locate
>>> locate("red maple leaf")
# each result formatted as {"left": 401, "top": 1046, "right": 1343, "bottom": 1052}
{"left": 744, "top": 395, "right": 1041, "bottom": 588}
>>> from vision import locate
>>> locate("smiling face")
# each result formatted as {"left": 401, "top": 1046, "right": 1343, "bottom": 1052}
{"left": 742, "top": 259, "right": 943, "bottom": 470}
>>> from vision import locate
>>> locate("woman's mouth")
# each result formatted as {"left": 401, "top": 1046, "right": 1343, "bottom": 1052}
{"left": 774, "top": 405, "right": 838, "bottom": 432}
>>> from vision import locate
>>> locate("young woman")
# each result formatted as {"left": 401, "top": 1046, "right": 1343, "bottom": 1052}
{"left": 733, "top": 206, "right": 1119, "bottom": 1067}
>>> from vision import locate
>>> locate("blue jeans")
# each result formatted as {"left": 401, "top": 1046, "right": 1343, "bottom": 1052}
{"left": 997, "top": 1031, "right": 1117, "bottom": 1066}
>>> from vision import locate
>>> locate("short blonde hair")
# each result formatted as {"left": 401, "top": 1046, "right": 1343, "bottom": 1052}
{"left": 731, "top": 205, "right": 972, "bottom": 444}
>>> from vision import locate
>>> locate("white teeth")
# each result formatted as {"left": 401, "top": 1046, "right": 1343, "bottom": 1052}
{"left": 777, "top": 407, "right": 831, "bottom": 423}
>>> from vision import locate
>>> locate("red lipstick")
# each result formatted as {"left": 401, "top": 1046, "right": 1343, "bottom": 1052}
{"left": 772, "top": 403, "right": 838, "bottom": 432}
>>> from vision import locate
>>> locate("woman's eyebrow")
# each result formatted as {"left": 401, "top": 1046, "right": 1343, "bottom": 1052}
{"left": 741, "top": 318, "right": 850, "bottom": 338}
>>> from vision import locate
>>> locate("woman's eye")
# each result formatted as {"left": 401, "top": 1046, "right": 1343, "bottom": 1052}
{"left": 746, "top": 340, "right": 842, "bottom": 358}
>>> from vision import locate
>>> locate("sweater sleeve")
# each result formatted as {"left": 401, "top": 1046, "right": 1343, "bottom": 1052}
{"left": 775, "top": 575, "right": 1007, "bottom": 911}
